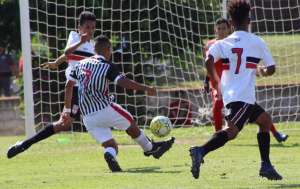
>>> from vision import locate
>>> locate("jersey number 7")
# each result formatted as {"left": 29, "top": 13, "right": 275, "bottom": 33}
{"left": 231, "top": 48, "right": 243, "bottom": 74}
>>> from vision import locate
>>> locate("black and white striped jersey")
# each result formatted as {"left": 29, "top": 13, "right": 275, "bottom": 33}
{"left": 69, "top": 55, "right": 123, "bottom": 116}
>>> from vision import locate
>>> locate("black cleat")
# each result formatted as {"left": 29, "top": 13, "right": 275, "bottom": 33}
{"left": 274, "top": 132, "right": 288, "bottom": 143}
{"left": 104, "top": 152, "right": 122, "bottom": 172}
{"left": 259, "top": 163, "right": 283, "bottom": 180}
{"left": 189, "top": 146, "right": 204, "bottom": 179}
{"left": 144, "top": 137, "right": 175, "bottom": 159}
{"left": 7, "top": 141, "right": 27, "bottom": 159}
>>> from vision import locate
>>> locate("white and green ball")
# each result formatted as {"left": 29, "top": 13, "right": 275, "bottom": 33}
{"left": 150, "top": 116, "right": 173, "bottom": 137}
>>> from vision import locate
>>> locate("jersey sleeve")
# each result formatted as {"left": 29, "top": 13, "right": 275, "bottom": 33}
{"left": 207, "top": 42, "right": 222, "bottom": 63}
{"left": 260, "top": 39, "right": 275, "bottom": 67}
{"left": 68, "top": 66, "right": 78, "bottom": 82}
{"left": 65, "top": 31, "right": 80, "bottom": 50}
{"left": 106, "top": 64, "right": 124, "bottom": 84}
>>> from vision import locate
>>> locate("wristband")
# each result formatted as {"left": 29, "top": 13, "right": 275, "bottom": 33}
{"left": 63, "top": 107, "right": 71, "bottom": 113}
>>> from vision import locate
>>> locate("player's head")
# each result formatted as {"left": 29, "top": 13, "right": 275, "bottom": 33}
{"left": 94, "top": 35, "right": 112, "bottom": 60}
{"left": 214, "top": 18, "right": 231, "bottom": 39}
{"left": 227, "top": 0, "right": 251, "bottom": 29}
{"left": 78, "top": 11, "right": 96, "bottom": 38}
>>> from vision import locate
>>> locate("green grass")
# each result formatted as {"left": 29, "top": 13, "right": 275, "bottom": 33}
{"left": 1, "top": 124, "right": 300, "bottom": 189}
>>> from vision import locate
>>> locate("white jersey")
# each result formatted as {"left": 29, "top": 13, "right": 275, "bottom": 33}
{"left": 65, "top": 31, "right": 95, "bottom": 83}
{"left": 208, "top": 31, "right": 275, "bottom": 105}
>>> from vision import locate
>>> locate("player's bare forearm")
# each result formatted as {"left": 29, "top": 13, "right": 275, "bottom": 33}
{"left": 205, "top": 55, "right": 220, "bottom": 84}
{"left": 55, "top": 54, "right": 67, "bottom": 65}
{"left": 117, "top": 77, "right": 156, "bottom": 95}
{"left": 258, "top": 65, "right": 275, "bottom": 77}
{"left": 64, "top": 80, "right": 75, "bottom": 109}
{"left": 64, "top": 41, "right": 84, "bottom": 55}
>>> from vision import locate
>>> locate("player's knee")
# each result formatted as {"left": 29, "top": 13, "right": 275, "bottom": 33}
{"left": 126, "top": 122, "right": 141, "bottom": 138}
{"left": 255, "top": 112, "right": 271, "bottom": 132}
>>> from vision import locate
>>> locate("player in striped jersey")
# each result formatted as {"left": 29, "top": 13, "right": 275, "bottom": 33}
{"left": 7, "top": 11, "right": 96, "bottom": 159}
{"left": 204, "top": 18, "right": 288, "bottom": 142}
{"left": 190, "top": 0, "right": 282, "bottom": 180}
{"left": 62, "top": 35, "right": 175, "bottom": 172}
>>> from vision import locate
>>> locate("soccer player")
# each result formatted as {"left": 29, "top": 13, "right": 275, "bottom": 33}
{"left": 190, "top": 0, "right": 282, "bottom": 180}
{"left": 204, "top": 18, "right": 288, "bottom": 143}
{"left": 62, "top": 35, "right": 175, "bottom": 172}
{"left": 7, "top": 11, "right": 96, "bottom": 158}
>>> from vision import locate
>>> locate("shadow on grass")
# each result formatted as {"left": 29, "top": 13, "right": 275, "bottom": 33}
{"left": 123, "top": 166, "right": 182, "bottom": 174}
{"left": 271, "top": 184, "right": 300, "bottom": 189}
{"left": 231, "top": 143, "right": 299, "bottom": 148}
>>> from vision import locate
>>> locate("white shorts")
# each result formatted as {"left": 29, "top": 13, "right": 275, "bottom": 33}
{"left": 82, "top": 103, "right": 134, "bottom": 143}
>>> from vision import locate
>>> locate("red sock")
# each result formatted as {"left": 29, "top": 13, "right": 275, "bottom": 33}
{"left": 213, "top": 100, "right": 223, "bottom": 132}
{"left": 270, "top": 124, "right": 277, "bottom": 136}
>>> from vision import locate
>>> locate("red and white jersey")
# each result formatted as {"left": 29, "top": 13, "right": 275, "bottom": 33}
{"left": 207, "top": 31, "right": 275, "bottom": 105}
{"left": 65, "top": 31, "right": 95, "bottom": 83}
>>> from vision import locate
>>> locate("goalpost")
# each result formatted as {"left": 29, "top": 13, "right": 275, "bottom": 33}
{"left": 21, "top": 0, "right": 300, "bottom": 135}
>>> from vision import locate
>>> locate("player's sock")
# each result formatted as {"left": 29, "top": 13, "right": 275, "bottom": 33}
{"left": 257, "top": 132, "right": 271, "bottom": 164}
{"left": 202, "top": 130, "right": 228, "bottom": 156}
{"left": 104, "top": 147, "right": 117, "bottom": 158}
{"left": 270, "top": 124, "right": 277, "bottom": 136}
{"left": 213, "top": 100, "right": 223, "bottom": 132}
{"left": 134, "top": 131, "right": 153, "bottom": 152}
{"left": 22, "top": 123, "right": 55, "bottom": 149}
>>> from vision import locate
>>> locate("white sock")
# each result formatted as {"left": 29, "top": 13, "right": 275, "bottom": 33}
{"left": 104, "top": 147, "right": 117, "bottom": 158}
{"left": 134, "top": 131, "right": 153, "bottom": 152}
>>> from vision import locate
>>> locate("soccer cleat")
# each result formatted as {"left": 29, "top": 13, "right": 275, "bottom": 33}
{"left": 259, "top": 162, "right": 283, "bottom": 180}
{"left": 274, "top": 132, "right": 288, "bottom": 143}
{"left": 104, "top": 152, "right": 122, "bottom": 172}
{"left": 7, "top": 141, "right": 27, "bottom": 159}
{"left": 189, "top": 146, "right": 205, "bottom": 179}
{"left": 144, "top": 137, "right": 175, "bottom": 159}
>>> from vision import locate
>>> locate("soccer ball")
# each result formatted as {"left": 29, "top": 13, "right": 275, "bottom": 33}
{"left": 150, "top": 116, "right": 172, "bottom": 137}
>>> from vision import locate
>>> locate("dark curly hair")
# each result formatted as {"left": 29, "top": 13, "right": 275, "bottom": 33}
{"left": 79, "top": 11, "right": 96, "bottom": 26}
{"left": 227, "top": 0, "right": 251, "bottom": 26}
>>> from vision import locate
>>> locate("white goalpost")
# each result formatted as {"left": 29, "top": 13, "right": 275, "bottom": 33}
{"left": 21, "top": 0, "right": 300, "bottom": 136}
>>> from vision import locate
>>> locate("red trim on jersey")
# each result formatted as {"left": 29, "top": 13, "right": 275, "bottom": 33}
{"left": 246, "top": 63, "right": 257, "bottom": 69}
{"left": 111, "top": 103, "right": 133, "bottom": 124}
{"left": 66, "top": 54, "right": 86, "bottom": 61}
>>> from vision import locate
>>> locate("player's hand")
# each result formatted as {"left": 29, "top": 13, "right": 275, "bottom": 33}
{"left": 80, "top": 33, "right": 91, "bottom": 44}
{"left": 61, "top": 112, "right": 72, "bottom": 126}
{"left": 146, "top": 87, "right": 157, "bottom": 96}
{"left": 41, "top": 61, "right": 58, "bottom": 69}
{"left": 257, "top": 66, "right": 266, "bottom": 77}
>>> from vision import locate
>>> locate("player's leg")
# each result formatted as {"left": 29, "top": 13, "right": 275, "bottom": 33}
{"left": 211, "top": 89, "right": 223, "bottom": 132}
{"left": 190, "top": 102, "right": 252, "bottom": 179}
{"left": 110, "top": 102, "right": 175, "bottom": 159}
{"left": 7, "top": 87, "right": 79, "bottom": 159}
{"left": 251, "top": 105, "right": 282, "bottom": 180}
{"left": 83, "top": 109, "right": 122, "bottom": 172}
{"left": 270, "top": 124, "right": 288, "bottom": 143}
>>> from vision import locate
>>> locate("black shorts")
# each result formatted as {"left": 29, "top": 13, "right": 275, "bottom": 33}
{"left": 70, "top": 86, "right": 81, "bottom": 120}
{"left": 225, "top": 101, "right": 265, "bottom": 130}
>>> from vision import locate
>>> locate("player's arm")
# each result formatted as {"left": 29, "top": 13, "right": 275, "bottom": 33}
{"left": 257, "top": 65, "right": 275, "bottom": 77}
{"left": 64, "top": 33, "right": 91, "bottom": 55}
{"left": 106, "top": 64, "right": 156, "bottom": 96}
{"left": 205, "top": 55, "right": 220, "bottom": 85}
{"left": 257, "top": 39, "right": 276, "bottom": 77}
{"left": 41, "top": 54, "right": 67, "bottom": 69}
{"left": 117, "top": 77, "right": 156, "bottom": 96}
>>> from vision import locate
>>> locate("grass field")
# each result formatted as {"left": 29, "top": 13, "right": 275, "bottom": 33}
{"left": 1, "top": 124, "right": 300, "bottom": 189}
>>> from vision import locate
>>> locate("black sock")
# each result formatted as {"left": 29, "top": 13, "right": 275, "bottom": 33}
{"left": 22, "top": 124, "right": 55, "bottom": 149}
{"left": 257, "top": 132, "right": 271, "bottom": 164}
{"left": 202, "top": 130, "right": 229, "bottom": 156}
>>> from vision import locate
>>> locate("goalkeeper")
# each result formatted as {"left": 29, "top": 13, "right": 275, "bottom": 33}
{"left": 7, "top": 11, "right": 96, "bottom": 158}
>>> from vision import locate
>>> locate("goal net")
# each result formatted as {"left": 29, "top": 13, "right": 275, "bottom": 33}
{"left": 22, "top": 0, "right": 300, "bottom": 133}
